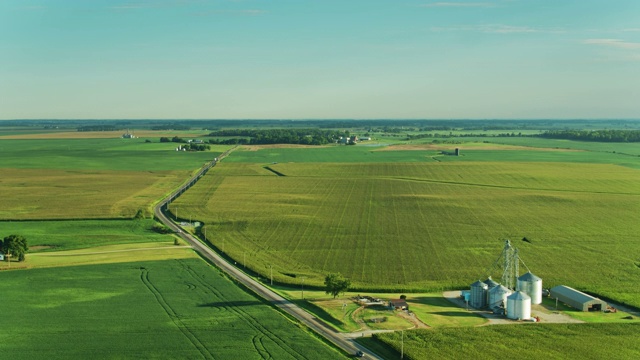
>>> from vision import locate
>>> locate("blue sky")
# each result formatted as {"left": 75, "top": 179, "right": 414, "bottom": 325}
{"left": 1, "top": 0, "right": 639, "bottom": 119}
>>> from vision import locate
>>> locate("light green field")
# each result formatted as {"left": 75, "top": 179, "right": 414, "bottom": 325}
{"left": 0, "top": 137, "right": 231, "bottom": 219}
{"left": 3, "top": 242, "right": 194, "bottom": 269}
{"left": 0, "top": 219, "right": 174, "bottom": 251}
{"left": 175, "top": 158, "right": 640, "bottom": 308}
{"left": 0, "top": 258, "right": 345, "bottom": 359}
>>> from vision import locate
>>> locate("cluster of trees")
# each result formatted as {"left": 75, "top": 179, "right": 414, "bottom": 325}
{"left": 2, "top": 234, "right": 28, "bottom": 262}
{"left": 207, "top": 129, "right": 344, "bottom": 145}
{"left": 159, "top": 137, "right": 210, "bottom": 151}
{"left": 77, "top": 125, "right": 119, "bottom": 132}
{"left": 539, "top": 130, "right": 640, "bottom": 142}
{"left": 160, "top": 136, "right": 186, "bottom": 143}
{"left": 151, "top": 123, "right": 191, "bottom": 130}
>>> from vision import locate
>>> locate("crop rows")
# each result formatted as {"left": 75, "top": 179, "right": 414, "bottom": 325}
{"left": 373, "top": 324, "right": 640, "bottom": 359}
{"left": 0, "top": 258, "right": 343, "bottom": 359}
{"left": 176, "top": 160, "right": 640, "bottom": 307}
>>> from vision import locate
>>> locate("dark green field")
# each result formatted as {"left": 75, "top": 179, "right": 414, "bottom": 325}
{"left": 0, "top": 258, "right": 345, "bottom": 359}
{"left": 371, "top": 324, "right": 640, "bottom": 359}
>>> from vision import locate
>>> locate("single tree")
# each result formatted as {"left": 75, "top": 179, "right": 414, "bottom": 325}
{"left": 324, "top": 273, "right": 351, "bottom": 299}
{"left": 2, "top": 234, "right": 28, "bottom": 262}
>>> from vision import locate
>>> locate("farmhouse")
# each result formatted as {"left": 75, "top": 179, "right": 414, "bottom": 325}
{"left": 389, "top": 299, "right": 409, "bottom": 310}
{"left": 550, "top": 285, "right": 608, "bottom": 312}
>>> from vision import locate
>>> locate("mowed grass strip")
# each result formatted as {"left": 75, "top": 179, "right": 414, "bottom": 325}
{"left": 0, "top": 242, "right": 196, "bottom": 270}
{"left": 0, "top": 258, "right": 345, "bottom": 359}
{"left": 371, "top": 324, "right": 640, "bottom": 360}
{"left": 175, "top": 161, "right": 640, "bottom": 307}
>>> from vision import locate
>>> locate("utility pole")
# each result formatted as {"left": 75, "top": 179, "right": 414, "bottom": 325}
{"left": 270, "top": 265, "right": 273, "bottom": 286}
{"left": 243, "top": 251, "right": 246, "bottom": 268}
{"left": 401, "top": 330, "right": 404, "bottom": 359}
{"left": 301, "top": 277, "right": 305, "bottom": 299}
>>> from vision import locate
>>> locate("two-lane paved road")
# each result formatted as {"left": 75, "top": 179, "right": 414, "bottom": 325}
{"left": 154, "top": 157, "right": 381, "bottom": 359}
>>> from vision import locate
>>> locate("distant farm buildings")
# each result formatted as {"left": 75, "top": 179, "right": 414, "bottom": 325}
{"left": 121, "top": 130, "right": 136, "bottom": 139}
{"left": 550, "top": 285, "right": 608, "bottom": 312}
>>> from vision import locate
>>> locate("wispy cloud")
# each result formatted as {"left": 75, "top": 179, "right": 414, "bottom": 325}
{"left": 421, "top": 2, "right": 495, "bottom": 7}
{"left": 583, "top": 38, "right": 640, "bottom": 50}
{"left": 191, "top": 9, "right": 267, "bottom": 16}
{"left": 431, "top": 24, "right": 563, "bottom": 34}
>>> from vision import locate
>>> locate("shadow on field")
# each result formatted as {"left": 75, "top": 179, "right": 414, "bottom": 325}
{"left": 410, "top": 296, "right": 462, "bottom": 308}
{"left": 430, "top": 311, "right": 482, "bottom": 318}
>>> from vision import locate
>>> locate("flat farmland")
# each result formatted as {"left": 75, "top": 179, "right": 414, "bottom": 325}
{"left": 0, "top": 138, "right": 230, "bottom": 219}
{"left": 0, "top": 219, "right": 173, "bottom": 251}
{"left": 175, "top": 160, "right": 640, "bottom": 307}
{"left": 371, "top": 324, "right": 640, "bottom": 360}
{"left": 0, "top": 258, "right": 345, "bottom": 359}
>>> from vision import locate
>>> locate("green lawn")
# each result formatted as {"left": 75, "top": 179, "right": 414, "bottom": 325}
{"left": 0, "top": 258, "right": 345, "bottom": 359}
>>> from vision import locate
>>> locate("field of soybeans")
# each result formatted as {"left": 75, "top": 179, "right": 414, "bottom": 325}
{"left": 0, "top": 258, "right": 344, "bottom": 359}
{"left": 176, "top": 145, "right": 640, "bottom": 307}
{"left": 371, "top": 323, "right": 640, "bottom": 360}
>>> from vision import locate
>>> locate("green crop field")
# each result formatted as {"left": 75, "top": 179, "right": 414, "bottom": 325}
{"left": 175, "top": 147, "right": 640, "bottom": 307}
{"left": 0, "top": 219, "right": 174, "bottom": 251}
{"left": 0, "top": 258, "right": 345, "bottom": 359}
{"left": 371, "top": 324, "right": 640, "bottom": 359}
{"left": 0, "top": 137, "right": 231, "bottom": 219}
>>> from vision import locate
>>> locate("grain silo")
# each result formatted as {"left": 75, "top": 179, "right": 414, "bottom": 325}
{"left": 488, "top": 284, "right": 512, "bottom": 310}
{"left": 506, "top": 291, "right": 531, "bottom": 320}
{"left": 517, "top": 272, "right": 543, "bottom": 305}
{"left": 484, "top": 276, "right": 499, "bottom": 290}
{"left": 470, "top": 280, "right": 488, "bottom": 309}
{"left": 483, "top": 276, "right": 500, "bottom": 303}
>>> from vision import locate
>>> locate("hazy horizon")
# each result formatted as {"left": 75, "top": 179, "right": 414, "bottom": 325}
{"left": 2, "top": 0, "right": 639, "bottom": 120}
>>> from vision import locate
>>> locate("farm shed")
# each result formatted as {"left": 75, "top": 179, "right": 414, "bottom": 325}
{"left": 389, "top": 299, "right": 409, "bottom": 310}
{"left": 550, "top": 285, "right": 608, "bottom": 312}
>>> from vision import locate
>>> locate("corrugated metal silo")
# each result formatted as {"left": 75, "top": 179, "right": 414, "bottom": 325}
{"left": 506, "top": 291, "right": 531, "bottom": 320}
{"left": 470, "top": 280, "right": 488, "bottom": 309}
{"left": 488, "top": 284, "right": 512, "bottom": 309}
{"left": 483, "top": 276, "right": 500, "bottom": 303}
{"left": 517, "top": 272, "right": 543, "bottom": 305}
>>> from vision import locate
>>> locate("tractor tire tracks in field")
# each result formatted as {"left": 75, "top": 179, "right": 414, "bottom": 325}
{"left": 176, "top": 259, "right": 305, "bottom": 360}
{"left": 139, "top": 267, "right": 216, "bottom": 360}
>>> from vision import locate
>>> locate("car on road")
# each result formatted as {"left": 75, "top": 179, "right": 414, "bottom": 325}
{"left": 355, "top": 350, "right": 365, "bottom": 358}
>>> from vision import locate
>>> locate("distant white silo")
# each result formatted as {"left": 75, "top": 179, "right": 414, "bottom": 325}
{"left": 506, "top": 291, "right": 531, "bottom": 320}
{"left": 517, "top": 272, "right": 543, "bottom": 305}
{"left": 470, "top": 280, "right": 488, "bottom": 309}
{"left": 488, "top": 285, "right": 512, "bottom": 309}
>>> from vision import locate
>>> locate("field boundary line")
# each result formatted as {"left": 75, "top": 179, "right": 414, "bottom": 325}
{"left": 389, "top": 176, "right": 640, "bottom": 196}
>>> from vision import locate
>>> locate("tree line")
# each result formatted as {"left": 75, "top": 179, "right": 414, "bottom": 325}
{"left": 207, "top": 129, "right": 344, "bottom": 145}
{"left": 160, "top": 136, "right": 211, "bottom": 151}
{"left": 539, "top": 130, "right": 640, "bottom": 142}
